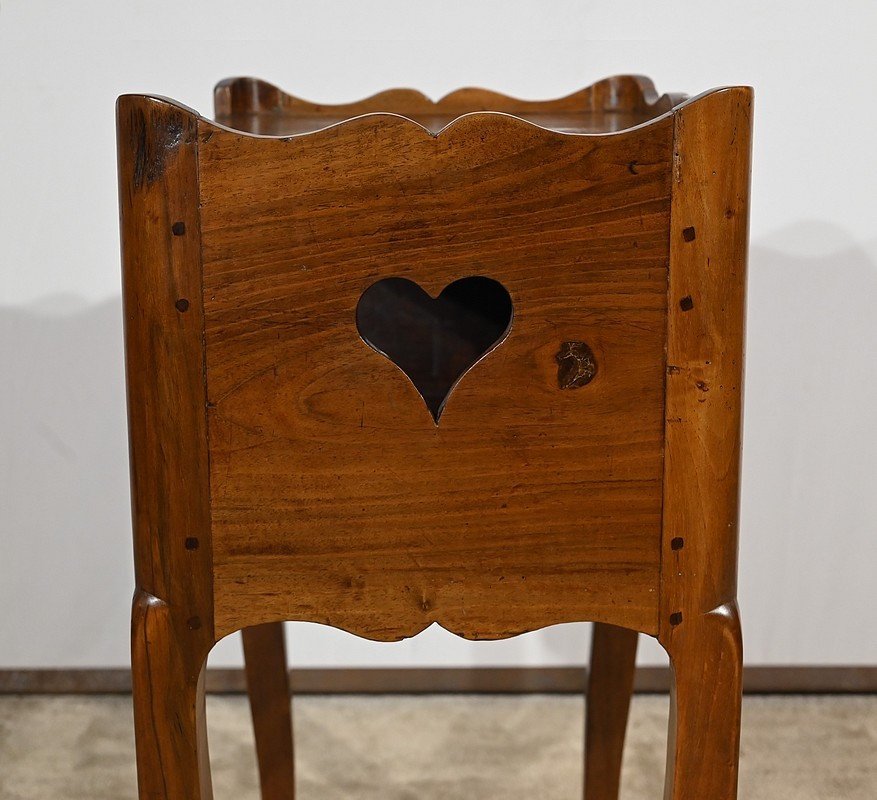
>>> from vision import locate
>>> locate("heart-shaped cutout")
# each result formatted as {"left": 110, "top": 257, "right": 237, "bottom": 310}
{"left": 356, "top": 276, "right": 513, "bottom": 423}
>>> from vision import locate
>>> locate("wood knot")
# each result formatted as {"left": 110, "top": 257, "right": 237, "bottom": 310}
{"left": 555, "top": 341, "right": 597, "bottom": 389}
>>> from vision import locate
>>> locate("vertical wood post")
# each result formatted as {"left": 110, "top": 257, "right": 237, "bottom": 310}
{"left": 243, "top": 623, "right": 296, "bottom": 799}
{"left": 659, "top": 86, "right": 753, "bottom": 800}
{"left": 584, "top": 623, "right": 638, "bottom": 800}
{"left": 118, "top": 94, "right": 215, "bottom": 800}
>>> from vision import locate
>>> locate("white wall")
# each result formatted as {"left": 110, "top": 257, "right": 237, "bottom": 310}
{"left": 2, "top": 1, "right": 876, "bottom": 669}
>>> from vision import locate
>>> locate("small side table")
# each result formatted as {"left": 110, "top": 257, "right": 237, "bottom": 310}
{"left": 118, "top": 75, "right": 752, "bottom": 799}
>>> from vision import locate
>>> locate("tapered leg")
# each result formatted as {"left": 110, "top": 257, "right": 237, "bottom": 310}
{"left": 132, "top": 591, "right": 213, "bottom": 800}
{"left": 243, "top": 622, "right": 295, "bottom": 800}
{"left": 584, "top": 623, "right": 638, "bottom": 800}
{"left": 662, "top": 604, "right": 743, "bottom": 800}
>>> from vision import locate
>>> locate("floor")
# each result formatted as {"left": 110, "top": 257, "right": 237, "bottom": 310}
{"left": 1, "top": 695, "right": 875, "bottom": 799}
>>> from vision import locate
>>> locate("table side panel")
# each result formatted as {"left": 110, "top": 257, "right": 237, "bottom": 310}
{"left": 197, "top": 115, "right": 674, "bottom": 640}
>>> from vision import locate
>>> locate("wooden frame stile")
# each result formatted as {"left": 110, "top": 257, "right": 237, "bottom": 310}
{"left": 118, "top": 94, "right": 216, "bottom": 800}
{"left": 659, "top": 87, "right": 753, "bottom": 800}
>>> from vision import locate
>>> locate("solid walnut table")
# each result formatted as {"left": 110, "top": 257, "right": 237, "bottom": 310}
{"left": 117, "top": 75, "right": 752, "bottom": 799}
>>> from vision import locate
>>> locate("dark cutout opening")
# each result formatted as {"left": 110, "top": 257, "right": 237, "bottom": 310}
{"left": 356, "top": 276, "right": 513, "bottom": 423}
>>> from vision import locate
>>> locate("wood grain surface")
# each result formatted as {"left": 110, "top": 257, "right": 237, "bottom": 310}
{"left": 197, "top": 111, "right": 674, "bottom": 641}
{"left": 659, "top": 86, "right": 753, "bottom": 800}
{"left": 118, "top": 93, "right": 215, "bottom": 800}
{"left": 118, "top": 94, "right": 214, "bottom": 639}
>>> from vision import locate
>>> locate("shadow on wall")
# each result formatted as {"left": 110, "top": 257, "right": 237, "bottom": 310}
{"left": 1, "top": 220, "right": 876, "bottom": 668}
{"left": 0, "top": 295, "right": 133, "bottom": 666}
{"left": 740, "top": 222, "right": 877, "bottom": 662}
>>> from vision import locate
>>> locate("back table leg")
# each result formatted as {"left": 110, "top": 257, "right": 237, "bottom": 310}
{"left": 584, "top": 623, "right": 638, "bottom": 800}
{"left": 243, "top": 622, "right": 296, "bottom": 799}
